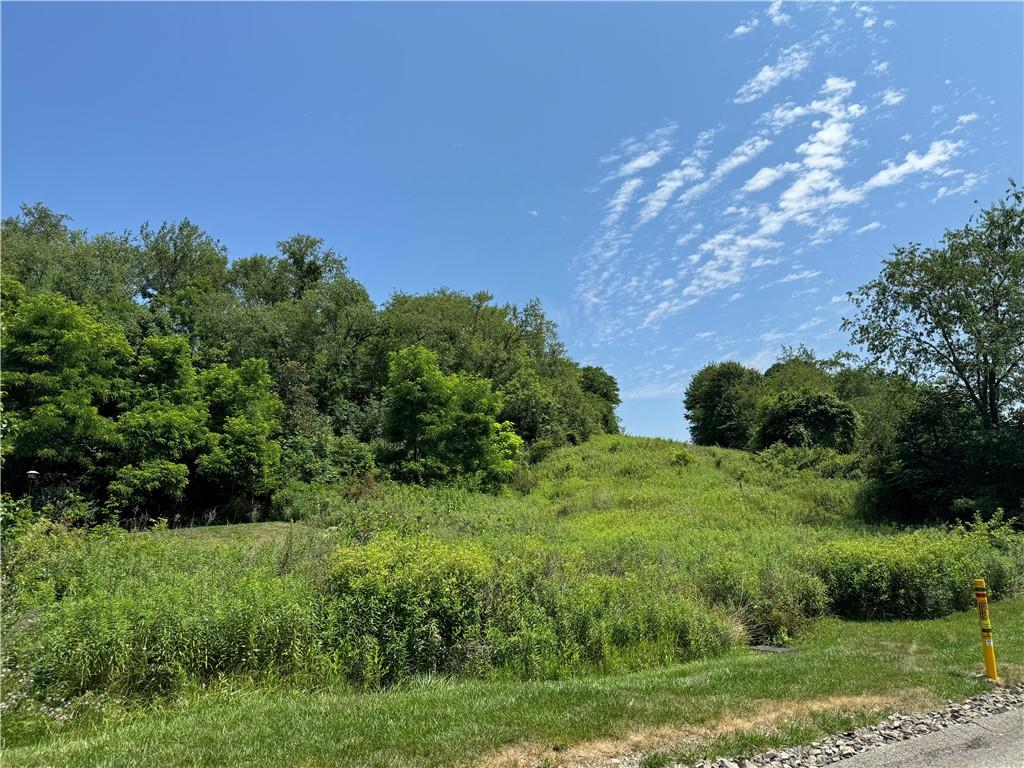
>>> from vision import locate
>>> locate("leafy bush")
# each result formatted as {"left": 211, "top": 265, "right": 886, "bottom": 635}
{"left": 754, "top": 391, "right": 859, "bottom": 453}
{"left": 869, "top": 390, "right": 1024, "bottom": 522}
{"left": 695, "top": 556, "right": 827, "bottom": 644}
{"left": 324, "top": 534, "right": 495, "bottom": 687}
{"left": 808, "top": 526, "right": 1018, "bottom": 619}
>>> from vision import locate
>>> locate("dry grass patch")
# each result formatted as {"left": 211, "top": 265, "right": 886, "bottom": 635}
{"left": 480, "top": 691, "right": 928, "bottom": 768}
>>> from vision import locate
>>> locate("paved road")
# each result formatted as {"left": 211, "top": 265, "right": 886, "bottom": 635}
{"left": 840, "top": 709, "right": 1023, "bottom": 768}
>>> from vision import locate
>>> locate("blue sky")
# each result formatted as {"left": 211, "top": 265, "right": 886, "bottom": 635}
{"left": 3, "top": 2, "right": 1022, "bottom": 440}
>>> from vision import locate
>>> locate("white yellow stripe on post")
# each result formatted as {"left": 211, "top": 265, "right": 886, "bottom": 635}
{"left": 974, "top": 578, "right": 1000, "bottom": 684}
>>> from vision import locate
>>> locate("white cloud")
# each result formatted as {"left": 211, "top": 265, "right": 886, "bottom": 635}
{"left": 742, "top": 162, "right": 800, "bottom": 193}
{"left": 934, "top": 171, "right": 981, "bottom": 201}
{"left": 526, "top": 210, "right": 539, "bottom": 217}
{"left": 606, "top": 124, "right": 677, "bottom": 179}
{"left": 778, "top": 269, "right": 821, "bottom": 283}
{"left": 713, "top": 136, "right": 773, "bottom": 178}
{"left": 861, "top": 140, "right": 961, "bottom": 192}
{"left": 603, "top": 178, "right": 643, "bottom": 226}
{"left": 957, "top": 113, "right": 979, "bottom": 125}
{"left": 735, "top": 44, "right": 812, "bottom": 104}
{"left": 638, "top": 158, "right": 704, "bottom": 223}
{"left": 872, "top": 61, "right": 890, "bottom": 75}
{"left": 797, "top": 317, "right": 825, "bottom": 331}
{"left": 880, "top": 88, "right": 905, "bottom": 106}
{"left": 767, "top": 0, "right": 791, "bottom": 26}
{"left": 731, "top": 18, "right": 760, "bottom": 37}
{"left": 854, "top": 220, "right": 882, "bottom": 234}
{"left": 675, "top": 223, "right": 704, "bottom": 247}
{"left": 621, "top": 381, "right": 688, "bottom": 400}
{"left": 617, "top": 150, "right": 663, "bottom": 177}
{"left": 822, "top": 76, "right": 856, "bottom": 96}
{"left": 678, "top": 135, "right": 773, "bottom": 207}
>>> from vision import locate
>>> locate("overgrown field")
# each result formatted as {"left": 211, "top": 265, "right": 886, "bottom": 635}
{"left": 3, "top": 436, "right": 1023, "bottom": 761}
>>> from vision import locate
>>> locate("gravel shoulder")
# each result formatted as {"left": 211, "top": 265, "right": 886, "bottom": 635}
{"left": 686, "top": 684, "right": 1024, "bottom": 768}
{"left": 837, "top": 709, "right": 1022, "bottom": 768}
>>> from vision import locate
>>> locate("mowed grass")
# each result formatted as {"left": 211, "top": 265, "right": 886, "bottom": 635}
{"left": 6, "top": 597, "right": 1022, "bottom": 768}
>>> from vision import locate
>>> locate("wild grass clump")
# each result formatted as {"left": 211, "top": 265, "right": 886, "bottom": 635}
{"left": 4, "top": 522, "right": 324, "bottom": 700}
{"left": 808, "top": 519, "right": 1020, "bottom": 619}
{"left": 756, "top": 443, "right": 864, "bottom": 480}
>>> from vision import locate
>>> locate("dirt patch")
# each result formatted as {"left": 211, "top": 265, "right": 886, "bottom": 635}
{"left": 480, "top": 690, "right": 931, "bottom": 768}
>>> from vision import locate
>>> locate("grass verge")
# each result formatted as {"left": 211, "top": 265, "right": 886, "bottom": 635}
{"left": 5, "top": 597, "right": 1021, "bottom": 768}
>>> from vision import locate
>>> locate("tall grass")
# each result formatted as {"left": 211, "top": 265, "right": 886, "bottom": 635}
{"left": 3, "top": 436, "right": 1021, "bottom": 720}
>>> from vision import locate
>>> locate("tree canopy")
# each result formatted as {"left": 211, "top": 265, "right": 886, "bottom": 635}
{"left": 844, "top": 186, "right": 1024, "bottom": 428}
{"left": 1, "top": 203, "right": 620, "bottom": 525}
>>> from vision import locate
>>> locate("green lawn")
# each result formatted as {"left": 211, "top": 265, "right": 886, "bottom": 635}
{"left": 6, "top": 598, "right": 1021, "bottom": 768}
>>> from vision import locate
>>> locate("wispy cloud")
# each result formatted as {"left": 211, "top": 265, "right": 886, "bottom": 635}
{"left": 934, "top": 171, "right": 981, "bottom": 201}
{"left": 880, "top": 88, "right": 906, "bottom": 106}
{"left": 861, "top": 140, "right": 961, "bottom": 192}
{"left": 575, "top": 0, "right": 993, "bottom": 378}
{"left": 735, "top": 44, "right": 813, "bottom": 104}
{"left": 742, "top": 162, "right": 800, "bottom": 193}
{"left": 731, "top": 18, "right": 760, "bottom": 38}
{"left": 854, "top": 220, "right": 882, "bottom": 234}
{"left": 678, "top": 135, "right": 773, "bottom": 206}
{"left": 603, "top": 177, "right": 643, "bottom": 227}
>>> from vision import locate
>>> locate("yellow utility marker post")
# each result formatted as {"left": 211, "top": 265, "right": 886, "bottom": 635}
{"left": 973, "top": 578, "right": 1001, "bottom": 684}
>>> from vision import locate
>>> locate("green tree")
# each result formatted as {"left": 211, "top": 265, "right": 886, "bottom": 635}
{"left": 195, "top": 359, "right": 284, "bottom": 517}
{"left": 683, "top": 362, "right": 763, "bottom": 448}
{"left": 138, "top": 219, "right": 229, "bottom": 335}
{"left": 845, "top": 186, "right": 1024, "bottom": 428}
{"left": 2, "top": 292, "right": 132, "bottom": 489}
{"left": 764, "top": 345, "right": 835, "bottom": 394}
{"left": 110, "top": 337, "right": 209, "bottom": 524}
{"left": 580, "top": 365, "right": 622, "bottom": 434}
{"left": 383, "top": 346, "right": 522, "bottom": 485}
{"left": 870, "top": 388, "right": 1024, "bottom": 520}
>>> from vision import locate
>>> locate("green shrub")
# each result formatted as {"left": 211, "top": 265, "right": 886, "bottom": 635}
{"left": 754, "top": 392, "right": 859, "bottom": 453}
{"left": 756, "top": 444, "right": 863, "bottom": 480}
{"left": 322, "top": 535, "right": 737, "bottom": 686}
{"left": 695, "top": 556, "right": 827, "bottom": 644}
{"left": 808, "top": 528, "right": 1018, "bottom": 619}
{"left": 670, "top": 447, "right": 696, "bottom": 468}
{"left": 324, "top": 534, "right": 495, "bottom": 686}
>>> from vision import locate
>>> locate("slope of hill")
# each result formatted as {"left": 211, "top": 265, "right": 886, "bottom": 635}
{"left": 3, "top": 436, "right": 1022, "bottom": 766}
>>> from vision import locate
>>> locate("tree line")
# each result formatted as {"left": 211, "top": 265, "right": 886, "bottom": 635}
{"left": 1, "top": 205, "right": 621, "bottom": 525}
{"left": 684, "top": 188, "right": 1024, "bottom": 522}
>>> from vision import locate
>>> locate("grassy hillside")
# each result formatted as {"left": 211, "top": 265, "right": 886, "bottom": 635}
{"left": 3, "top": 436, "right": 1022, "bottom": 765}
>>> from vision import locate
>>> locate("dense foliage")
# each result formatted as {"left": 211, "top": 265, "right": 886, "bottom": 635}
{"left": 1, "top": 205, "right": 620, "bottom": 524}
{"left": 683, "top": 362, "right": 762, "bottom": 448}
